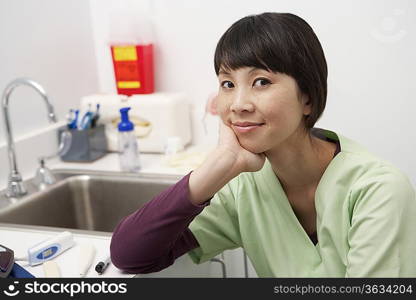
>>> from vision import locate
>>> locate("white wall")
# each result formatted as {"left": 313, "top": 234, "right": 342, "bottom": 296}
{"left": 0, "top": 0, "right": 98, "bottom": 147}
{"left": 89, "top": 0, "right": 416, "bottom": 186}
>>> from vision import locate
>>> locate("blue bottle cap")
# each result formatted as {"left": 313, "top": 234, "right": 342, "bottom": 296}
{"left": 118, "top": 107, "right": 134, "bottom": 132}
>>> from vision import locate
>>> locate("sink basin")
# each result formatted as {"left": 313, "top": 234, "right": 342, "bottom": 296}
{"left": 0, "top": 169, "right": 180, "bottom": 233}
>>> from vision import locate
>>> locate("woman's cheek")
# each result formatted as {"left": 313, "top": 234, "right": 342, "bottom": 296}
{"left": 219, "top": 112, "right": 228, "bottom": 125}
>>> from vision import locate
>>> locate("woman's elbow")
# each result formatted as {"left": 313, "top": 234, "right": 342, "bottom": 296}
{"left": 110, "top": 232, "right": 131, "bottom": 271}
{"left": 110, "top": 233, "right": 168, "bottom": 274}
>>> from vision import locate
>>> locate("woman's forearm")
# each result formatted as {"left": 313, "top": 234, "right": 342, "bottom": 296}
{"left": 188, "top": 147, "right": 242, "bottom": 205}
{"left": 110, "top": 172, "right": 206, "bottom": 274}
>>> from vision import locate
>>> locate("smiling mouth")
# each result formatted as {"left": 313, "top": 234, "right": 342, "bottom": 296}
{"left": 231, "top": 122, "right": 265, "bottom": 133}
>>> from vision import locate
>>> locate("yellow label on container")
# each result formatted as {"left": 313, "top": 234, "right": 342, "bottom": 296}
{"left": 113, "top": 46, "right": 137, "bottom": 61}
{"left": 117, "top": 81, "right": 141, "bottom": 89}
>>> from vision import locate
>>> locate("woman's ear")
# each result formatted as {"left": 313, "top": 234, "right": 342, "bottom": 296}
{"left": 302, "top": 95, "right": 312, "bottom": 116}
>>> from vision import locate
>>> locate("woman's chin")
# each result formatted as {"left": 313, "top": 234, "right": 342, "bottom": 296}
{"left": 239, "top": 141, "right": 267, "bottom": 154}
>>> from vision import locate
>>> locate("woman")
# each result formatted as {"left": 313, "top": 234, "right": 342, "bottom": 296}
{"left": 110, "top": 12, "right": 416, "bottom": 277}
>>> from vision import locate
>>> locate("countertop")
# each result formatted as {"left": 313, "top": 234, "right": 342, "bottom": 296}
{"left": 1, "top": 226, "right": 132, "bottom": 278}
{"left": 47, "top": 146, "right": 210, "bottom": 176}
{"left": 1, "top": 223, "right": 223, "bottom": 278}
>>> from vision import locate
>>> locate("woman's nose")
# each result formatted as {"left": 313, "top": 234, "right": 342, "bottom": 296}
{"left": 230, "top": 92, "right": 255, "bottom": 113}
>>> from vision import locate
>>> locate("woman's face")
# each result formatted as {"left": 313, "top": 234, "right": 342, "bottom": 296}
{"left": 216, "top": 67, "right": 311, "bottom": 153}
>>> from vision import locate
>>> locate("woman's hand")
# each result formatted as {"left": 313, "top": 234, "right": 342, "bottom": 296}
{"left": 217, "top": 121, "right": 265, "bottom": 174}
{"left": 188, "top": 119, "right": 265, "bottom": 205}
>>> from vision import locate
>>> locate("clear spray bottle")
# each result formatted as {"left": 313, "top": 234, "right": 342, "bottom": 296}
{"left": 118, "top": 107, "right": 141, "bottom": 172}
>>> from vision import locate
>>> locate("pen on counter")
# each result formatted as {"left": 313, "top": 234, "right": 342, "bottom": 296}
{"left": 95, "top": 253, "right": 111, "bottom": 275}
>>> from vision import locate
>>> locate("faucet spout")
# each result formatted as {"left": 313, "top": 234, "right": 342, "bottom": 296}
{"left": 1, "top": 78, "right": 58, "bottom": 198}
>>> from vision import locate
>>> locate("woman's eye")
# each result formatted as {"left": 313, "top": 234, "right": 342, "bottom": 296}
{"left": 253, "top": 78, "right": 271, "bottom": 87}
{"left": 221, "top": 81, "right": 234, "bottom": 89}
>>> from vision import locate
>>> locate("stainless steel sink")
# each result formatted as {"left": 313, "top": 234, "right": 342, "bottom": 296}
{"left": 0, "top": 169, "right": 181, "bottom": 233}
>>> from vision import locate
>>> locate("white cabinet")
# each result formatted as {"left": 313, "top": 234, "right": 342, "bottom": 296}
{"left": 136, "top": 254, "right": 224, "bottom": 278}
{"left": 136, "top": 248, "right": 259, "bottom": 278}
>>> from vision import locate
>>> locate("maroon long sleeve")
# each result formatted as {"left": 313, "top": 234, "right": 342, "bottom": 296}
{"left": 110, "top": 172, "right": 209, "bottom": 274}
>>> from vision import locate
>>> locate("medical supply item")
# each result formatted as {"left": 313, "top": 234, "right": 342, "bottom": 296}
{"left": 79, "top": 244, "right": 96, "bottom": 277}
{"left": 79, "top": 104, "right": 94, "bottom": 130}
{"left": 110, "top": 44, "right": 154, "bottom": 95}
{"left": 43, "top": 261, "right": 61, "bottom": 277}
{"left": 91, "top": 103, "right": 101, "bottom": 128}
{"left": 67, "top": 109, "right": 79, "bottom": 130}
{"left": 165, "top": 136, "right": 184, "bottom": 156}
{"left": 118, "top": 107, "right": 141, "bottom": 172}
{"left": 25, "top": 231, "right": 75, "bottom": 266}
{"left": 80, "top": 93, "right": 192, "bottom": 153}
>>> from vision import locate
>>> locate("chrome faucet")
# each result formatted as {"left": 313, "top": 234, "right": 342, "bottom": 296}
{"left": 1, "top": 78, "right": 57, "bottom": 198}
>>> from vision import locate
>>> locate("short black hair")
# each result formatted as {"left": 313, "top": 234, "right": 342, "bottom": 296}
{"left": 214, "top": 12, "right": 327, "bottom": 129}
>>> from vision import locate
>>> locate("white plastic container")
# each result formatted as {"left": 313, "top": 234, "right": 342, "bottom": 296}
{"left": 80, "top": 93, "right": 192, "bottom": 153}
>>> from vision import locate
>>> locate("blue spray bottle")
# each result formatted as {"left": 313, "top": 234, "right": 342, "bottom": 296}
{"left": 118, "top": 107, "right": 141, "bottom": 172}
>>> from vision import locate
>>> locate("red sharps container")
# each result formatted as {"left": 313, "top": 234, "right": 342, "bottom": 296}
{"left": 110, "top": 44, "right": 154, "bottom": 95}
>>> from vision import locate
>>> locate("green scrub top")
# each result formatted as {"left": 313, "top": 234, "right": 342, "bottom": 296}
{"left": 188, "top": 129, "right": 416, "bottom": 277}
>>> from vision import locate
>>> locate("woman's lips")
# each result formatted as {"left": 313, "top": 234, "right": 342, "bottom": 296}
{"left": 231, "top": 122, "right": 264, "bottom": 133}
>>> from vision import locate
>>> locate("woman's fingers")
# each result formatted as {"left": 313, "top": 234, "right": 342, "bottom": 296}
{"left": 218, "top": 121, "right": 266, "bottom": 172}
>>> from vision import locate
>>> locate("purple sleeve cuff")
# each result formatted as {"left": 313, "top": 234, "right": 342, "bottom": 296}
{"left": 110, "top": 172, "right": 210, "bottom": 274}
